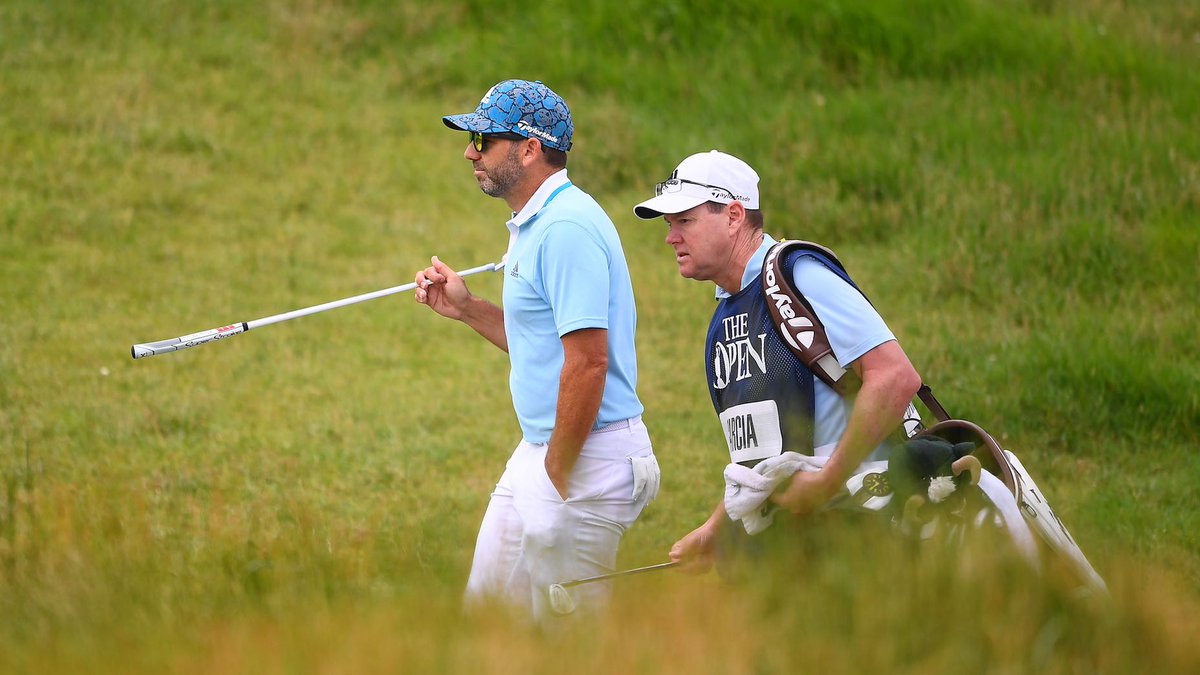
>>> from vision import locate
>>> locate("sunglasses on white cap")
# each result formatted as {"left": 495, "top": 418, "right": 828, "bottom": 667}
{"left": 654, "top": 177, "right": 736, "bottom": 201}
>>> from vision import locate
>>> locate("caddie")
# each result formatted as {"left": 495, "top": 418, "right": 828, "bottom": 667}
{"left": 632, "top": 150, "right": 922, "bottom": 573}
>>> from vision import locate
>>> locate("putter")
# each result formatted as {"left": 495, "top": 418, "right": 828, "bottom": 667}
{"left": 131, "top": 258, "right": 505, "bottom": 359}
{"left": 548, "top": 561, "right": 678, "bottom": 615}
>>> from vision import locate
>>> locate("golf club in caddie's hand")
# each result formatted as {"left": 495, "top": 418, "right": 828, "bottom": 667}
{"left": 131, "top": 258, "right": 505, "bottom": 359}
{"left": 548, "top": 561, "right": 678, "bottom": 615}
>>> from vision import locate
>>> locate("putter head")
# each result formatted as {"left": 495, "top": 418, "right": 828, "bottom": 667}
{"left": 547, "top": 583, "right": 576, "bottom": 615}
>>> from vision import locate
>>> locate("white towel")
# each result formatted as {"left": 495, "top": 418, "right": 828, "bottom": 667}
{"left": 725, "top": 453, "right": 896, "bottom": 534}
{"left": 724, "top": 452, "right": 828, "bottom": 534}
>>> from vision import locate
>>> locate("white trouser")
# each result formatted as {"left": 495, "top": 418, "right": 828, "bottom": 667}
{"left": 464, "top": 418, "right": 656, "bottom": 622}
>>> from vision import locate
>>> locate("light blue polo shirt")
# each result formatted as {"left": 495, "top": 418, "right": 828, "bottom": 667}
{"left": 503, "top": 170, "right": 643, "bottom": 444}
{"left": 717, "top": 234, "right": 896, "bottom": 453}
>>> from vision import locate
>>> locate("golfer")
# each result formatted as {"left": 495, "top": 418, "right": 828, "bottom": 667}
{"left": 632, "top": 150, "right": 921, "bottom": 573}
{"left": 415, "top": 79, "right": 659, "bottom": 620}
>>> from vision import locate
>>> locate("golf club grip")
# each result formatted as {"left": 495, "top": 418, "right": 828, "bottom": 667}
{"left": 131, "top": 323, "right": 248, "bottom": 359}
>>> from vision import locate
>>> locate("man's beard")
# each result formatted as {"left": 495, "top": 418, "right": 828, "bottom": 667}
{"left": 478, "top": 144, "right": 523, "bottom": 198}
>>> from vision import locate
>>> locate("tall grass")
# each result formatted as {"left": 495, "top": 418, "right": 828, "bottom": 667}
{"left": 1, "top": 0, "right": 1198, "bottom": 671}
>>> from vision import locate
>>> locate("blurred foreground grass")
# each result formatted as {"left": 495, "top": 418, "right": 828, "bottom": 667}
{"left": 5, "top": 514, "right": 1199, "bottom": 674}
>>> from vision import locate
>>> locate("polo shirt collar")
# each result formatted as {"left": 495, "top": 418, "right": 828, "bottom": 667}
{"left": 508, "top": 169, "right": 570, "bottom": 230}
{"left": 715, "top": 232, "right": 778, "bottom": 299}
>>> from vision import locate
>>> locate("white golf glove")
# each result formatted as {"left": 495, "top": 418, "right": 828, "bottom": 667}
{"left": 630, "top": 455, "right": 661, "bottom": 503}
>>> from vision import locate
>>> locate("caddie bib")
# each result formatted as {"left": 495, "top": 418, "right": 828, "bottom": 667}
{"left": 705, "top": 272, "right": 816, "bottom": 467}
{"left": 705, "top": 247, "right": 863, "bottom": 467}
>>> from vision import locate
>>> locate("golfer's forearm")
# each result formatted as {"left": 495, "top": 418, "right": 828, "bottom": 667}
{"left": 544, "top": 355, "right": 606, "bottom": 491}
{"left": 459, "top": 297, "right": 508, "bottom": 351}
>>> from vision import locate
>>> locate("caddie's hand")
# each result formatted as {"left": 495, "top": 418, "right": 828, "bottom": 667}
{"left": 769, "top": 470, "right": 837, "bottom": 517}
{"left": 414, "top": 255, "right": 471, "bottom": 319}
{"left": 669, "top": 524, "right": 718, "bottom": 575}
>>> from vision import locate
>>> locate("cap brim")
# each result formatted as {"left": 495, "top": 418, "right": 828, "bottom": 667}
{"left": 442, "top": 113, "right": 511, "bottom": 134}
{"left": 633, "top": 193, "right": 709, "bottom": 220}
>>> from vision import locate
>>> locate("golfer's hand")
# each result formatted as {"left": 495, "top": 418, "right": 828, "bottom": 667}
{"left": 769, "top": 470, "right": 837, "bottom": 517}
{"left": 415, "top": 255, "right": 471, "bottom": 319}
{"left": 545, "top": 459, "right": 569, "bottom": 501}
{"left": 669, "top": 524, "right": 718, "bottom": 575}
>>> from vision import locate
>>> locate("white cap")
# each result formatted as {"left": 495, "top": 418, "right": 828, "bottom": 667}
{"left": 633, "top": 150, "right": 760, "bottom": 219}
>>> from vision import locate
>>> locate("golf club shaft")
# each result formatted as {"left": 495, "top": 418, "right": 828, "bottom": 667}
{"left": 559, "top": 561, "right": 678, "bottom": 589}
{"left": 131, "top": 260, "right": 503, "bottom": 359}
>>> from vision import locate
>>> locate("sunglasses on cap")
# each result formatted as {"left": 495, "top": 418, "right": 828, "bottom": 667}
{"left": 655, "top": 177, "right": 736, "bottom": 201}
{"left": 469, "top": 131, "right": 528, "bottom": 152}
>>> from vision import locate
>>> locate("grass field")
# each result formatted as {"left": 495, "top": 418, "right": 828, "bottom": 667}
{"left": 2, "top": 1, "right": 1198, "bottom": 672}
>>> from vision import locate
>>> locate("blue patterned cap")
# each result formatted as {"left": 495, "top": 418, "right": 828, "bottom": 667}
{"left": 442, "top": 79, "right": 574, "bottom": 152}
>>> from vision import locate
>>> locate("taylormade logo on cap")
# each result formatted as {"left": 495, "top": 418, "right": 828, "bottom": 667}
{"left": 517, "top": 120, "right": 559, "bottom": 144}
{"left": 633, "top": 150, "right": 761, "bottom": 219}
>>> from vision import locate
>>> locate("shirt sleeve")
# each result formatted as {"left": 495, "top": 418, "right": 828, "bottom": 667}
{"left": 537, "top": 221, "right": 611, "bottom": 336}
{"left": 792, "top": 257, "right": 895, "bottom": 367}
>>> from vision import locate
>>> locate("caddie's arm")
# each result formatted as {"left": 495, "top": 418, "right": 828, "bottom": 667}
{"left": 415, "top": 255, "right": 508, "bottom": 351}
{"left": 544, "top": 327, "right": 608, "bottom": 500}
{"left": 770, "top": 340, "right": 921, "bottom": 516}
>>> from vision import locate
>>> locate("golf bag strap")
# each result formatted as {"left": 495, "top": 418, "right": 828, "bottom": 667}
{"left": 762, "top": 240, "right": 953, "bottom": 423}
{"left": 762, "top": 240, "right": 852, "bottom": 394}
{"left": 918, "top": 384, "right": 951, "bottom": 422}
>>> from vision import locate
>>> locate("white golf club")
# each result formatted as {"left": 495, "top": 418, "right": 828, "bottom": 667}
{"left": 548, "top": 561, "right": 678, "bottom": 615}
{"left": 131, "top": 258, "right": 505, "bottom": 359}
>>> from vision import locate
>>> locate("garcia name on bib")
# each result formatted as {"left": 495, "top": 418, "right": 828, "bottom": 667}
{"left": 719, "top": 400, "right": 784, "bottom": 465}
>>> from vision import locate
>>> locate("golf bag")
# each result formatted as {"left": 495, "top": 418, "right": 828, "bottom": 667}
{"left": 762, "top": 239, "right": 1107, "bottom": 595}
